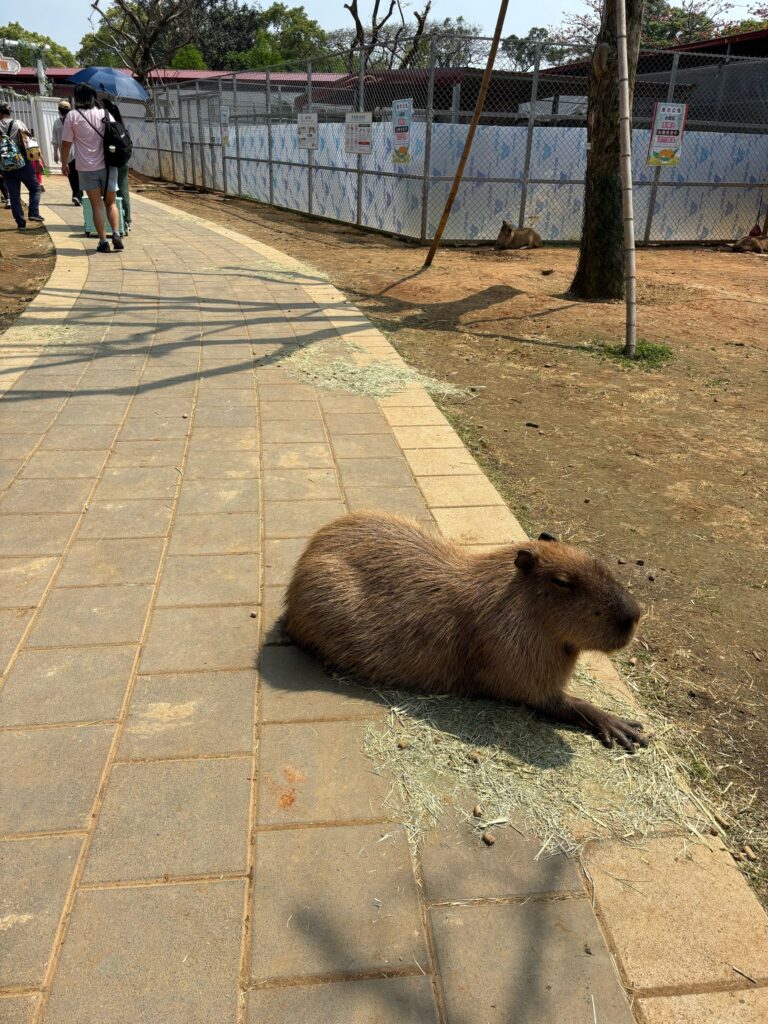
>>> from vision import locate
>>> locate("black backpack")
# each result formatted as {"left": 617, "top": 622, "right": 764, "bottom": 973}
{"left": 78, "top": 110, "right": 132, "bottom": 168}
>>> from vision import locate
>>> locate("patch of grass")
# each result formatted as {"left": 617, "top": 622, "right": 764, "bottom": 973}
{"left": 594, "top": 340, "right": 674, "bottom": 370}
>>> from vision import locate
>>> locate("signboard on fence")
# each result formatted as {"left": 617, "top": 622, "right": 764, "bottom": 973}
{"left": 221, "top": 105, "right": 230, "bottom": 147}
{"left": 647, "top": 102, "right": 688, "bottom": 166}
{"left": 297, "top": 112, "right": 318, "bottom": 150}
{"left": 392, "top": 98, "right": 413, "bottom": 164}
{"left": 345, "top": 112, "right": 372, "bottom": 155}
{"left": 0, "top": 56, "right": 21, "bottom": 74}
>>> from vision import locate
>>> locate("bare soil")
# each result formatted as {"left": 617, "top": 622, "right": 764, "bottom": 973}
{"left": 0, "top": 215, "right": 55, "bottom": 333}
{"left": 136, "top": 177, "right": 768, "bottom": 900}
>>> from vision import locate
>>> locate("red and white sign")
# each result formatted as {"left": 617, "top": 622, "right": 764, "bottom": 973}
{"left": 0, "top": 56, "right": 22, "bottom": 74}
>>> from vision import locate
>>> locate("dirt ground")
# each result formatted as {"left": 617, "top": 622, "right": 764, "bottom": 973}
{"left": 0, "top": 212, "right": 55, "bottom": 333}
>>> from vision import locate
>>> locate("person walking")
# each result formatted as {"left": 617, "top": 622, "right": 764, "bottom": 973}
{"left": 61, "top": 84, "right": 124, "bottom": 253}
{"left": 100, "top": 96, "right": 131, "bottom": 232}
{"left": 0, "top": 102, "right": 43, "bottom": 230}
{"left": 52, "top": 100, "right": 82, "bottom": 206}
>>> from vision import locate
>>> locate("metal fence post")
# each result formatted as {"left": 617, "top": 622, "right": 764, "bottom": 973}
{"left": 518, "top": 44, "right": 541, "bottom": 229}
{"left": 195, "top": 81, "right": 205, "bottom": 188}
{"left": 307, "top": 61, "right": 313, "bottom": 216}
{"left": 356, "top": 46, "right": 365, "bottom": 228}
{"left": 420, "top": 38, "right": 437, "bottom": 244}
{"left": 232, "top": 75, "right": 242, "bottom": 197}
{"left": 266, "top": 68, "right": 274, "bottom": 205}
{"left": 178, "top": 85, "right": 188, "bottom": 185}
{"left": 644, "top": 52, "right": 679, "bottom": 243}
{"left": 167, "top": 86, "right": 177, "bottom": 183}
{"left": 219, "top": 77, "right": 228, "bottom": 194}
{"left": 154, "top": 114, "right": 162, "bottom": 179}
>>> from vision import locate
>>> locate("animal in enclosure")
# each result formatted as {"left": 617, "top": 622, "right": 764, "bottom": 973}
{"left": 284, "top": 512, "right": 647, "bottom": 752}
{"left": 732, "top": 235, "right": 768, "bottom": 254}
{"left": 494, "top": 222, "right": 543, "bottom": 250}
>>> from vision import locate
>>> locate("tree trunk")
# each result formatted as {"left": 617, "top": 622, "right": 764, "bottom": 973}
{"left": 571, "top": 0, "right": 644, "bottom": 300}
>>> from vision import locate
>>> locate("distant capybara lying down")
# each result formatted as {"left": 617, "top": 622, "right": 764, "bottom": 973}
{"left": 284, "top": 512, "right": 648, "bottom": 752}
{"left": 495, "top": 221, "right": 543, "bottom": 250}
{"left": 732, "top": 235, "right": 768, "bottom": 253}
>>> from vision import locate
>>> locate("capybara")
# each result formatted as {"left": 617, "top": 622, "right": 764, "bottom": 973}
{"left": 284, "top": 512, "right": 647, "bottom": 752}
{"left": 732, "top": 235, "right": 768, "bottom": 253}
{"left": 495, "top": 222, "right": 543, "bottom": 250}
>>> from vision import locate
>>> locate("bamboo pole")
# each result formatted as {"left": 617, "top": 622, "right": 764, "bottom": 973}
{"left": 616, "top": 0, "right": 638, "bottom": 357}
{"left": 423, "top": 0, "right": 509, "bottom": 268}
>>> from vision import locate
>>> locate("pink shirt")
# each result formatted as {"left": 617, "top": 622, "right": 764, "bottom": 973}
{"left": 61, "top": 108, "right": 114, "bottom": 173}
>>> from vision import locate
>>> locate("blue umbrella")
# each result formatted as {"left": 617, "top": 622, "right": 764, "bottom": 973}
{"left": 68, "top": 66, "right": 149, "bottom": 102}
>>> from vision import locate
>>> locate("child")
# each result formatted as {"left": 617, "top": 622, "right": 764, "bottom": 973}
{"left": 25, "top": 139, "right": 46, "bottom": 192}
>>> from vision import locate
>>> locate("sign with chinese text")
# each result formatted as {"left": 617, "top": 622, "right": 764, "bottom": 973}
{"left": 344, "top": 112, "right": 372, "bottom": 155}
{"left": 221, "top": 105, "right": 230, "bottom": 147}
{"left": 392, "top": 97, "right": 413, "bottom": 164}
{"left": 297, "top": 112, "right": 318, "bottom": 150}
{"left": 0, "top": 56, "right": 21, "bottom": 74}
{"left": 647, "top": 102, "right": 688, "bottom": 166}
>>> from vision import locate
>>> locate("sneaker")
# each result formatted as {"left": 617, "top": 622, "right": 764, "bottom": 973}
{"left": 111, "top": 232, "right": 124, "bottom": 252}
{"left": 29, "top": 214, "right": 45, "bottom": 223}
{"left": 17, "top": 222, "right": 26, "bottom": 230}
{"left": 72, "top": 197, "right": 81, "bottom": 207}
{"left": 3, "top": 199, "right": 10, "bottom": 209}
{"left": 96, "top": 239, "right": 111, "bottom": 253}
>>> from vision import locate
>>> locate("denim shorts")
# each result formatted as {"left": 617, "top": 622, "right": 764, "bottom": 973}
{"left": 79, "top": 166, "right": 118, "bottom": 193}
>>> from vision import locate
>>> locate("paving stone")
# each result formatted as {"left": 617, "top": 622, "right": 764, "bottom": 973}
{"left": 157, "top": 553, "right": 260, "bottom": 605}
{"left": 120, "top": 670, "right": 255, "bottom": 760}
{"left": 263, "top": 499, "right": 345, "bottom": 539}
{"left": 0, "top": 724, "right": 114, "bottom": 833}
{"left": 250, "top": 825, "right": 427, "bottom": 979}
{"left": 95, "top": 466, "right": 179, "bottom": 500}
{"left": 259, "top": 384, "right": 317, "bottom": 402}
{"left": 417, "top": 474, "right": 505, "bottom": 508}
{"left": 0, "top": 646, "right": 135, "bottom": 727}
{"left": 330, "top": 433, "right": 403, "bottom": 460}
{"left": 119, "top": 416, "right": 190, "bottom": 440}
{"left": 431, "top": 506, "right": 527, "bottom": 545}
{"left": 257, "top": 720, "right": 389, "bottom": 824}
{"left": 318, "top": 393, "right": 380, "bottom": 414}
{"left": 392, "top": 426, "right": 464, "bottom": 450}
{"left": 0, "top": 515, "right": 79, "bottom": 559}
{"left": 344, "top": 485, "right": 432, "bottom": 521}
{"left": 55, "top": 399, "right": 130, "bottom": 425}
{"left": 19, "top": 450, "right": 106, "bottom": 479}
{"left": 78, "top": 499, "right": 174, "bottom": 539}
{"left": 184, "top": 448, "right": 260, "bottom": 479}
{"left": 0, "top": 478, "right": 93, "bottom": 514}
{"left": 27, "top": 585, "right": 152, "bottom": 648}
{"left": 83, "top": 758, "right": 250, "bottom": 882}
{"left": 262, "top": 468, "right": 341, "bottom": 502}
{"left": 110, "top": 439, "right": 186, "bottom": 467}
{"left": 38, "top": 423, "right": 117, "bottom": 450}
{"left": 168, "top": 514, "right": 260, "bottom": 554}
{"left": 337, "top": 458, "right": 414, "bottom": 489}
{"left": 261, "top": 586, "right": 289, "bottom": 644}
{"left": 0, "top": 436, "right": 37, "bottom": 458}
{"left": 0, "top": 556, "right": 58, "bottom": 607}
{"left": 260, "top": 419, "right": 326, "bottom": 444}
{"left": 194, "top": 405, "right": 257, "bottom": 428}
{"left": 260, "top": 646, "right": 384, "bottom": 722}
{"left": 177, "top": 478, "right": 259, "bottom": 514}
{"left": 185, "top": 426, "right": 258, "bottom": 450}
{"left": 56, "top": 538, "right": 164, "bottom": 587}
{"left": 431, "top": 899, "right": 634, "bottom": 1024}
{"left": 586, "top": 836, "right": 768, "bottom": 990}
{"left": 259, "top": 400, "right": 321, "bottom": 422}
{"left": 0, "top": 410, "right": 57, "bottom": 434}
{"left": 43, "top": 880, "right": 244, "bottom": 1024}
{"left": 0, "top": 609, "right": 33, "bottom": 671}
{"left": 140, "top": 605, "right": 258, "bottom": 673}
{"left": 0, "top": 836, "right": 82, "bottom": 986}
{"left": 0, "top": 460, "right": 21, "bottom": 488}
{"left": 420, "top": 823, "right": 582, "bottom": 901}
{"left": 382, "top": 405, "right": 448, "bottom": 426}
{"left": 0, "top": 995, "right": 37, "bottom": 1023}
{"left": 637, "top": 989, "right": 768, "bottom": 1024}
{"left": 261, "top": 442, "right": 334, "bottom": 468}
{"left": 246, "top": 975, "right": 438, "bottom": 1024}
{"left": 324, "top": 413, "right": 390, "bottom": 435}
{"left": 403, "top": 447, "right": 480, "bottom": 476}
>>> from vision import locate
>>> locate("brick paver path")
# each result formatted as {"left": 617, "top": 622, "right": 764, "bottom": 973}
{"left": 2, "top": 182, "right": 767, "bottom": 1023}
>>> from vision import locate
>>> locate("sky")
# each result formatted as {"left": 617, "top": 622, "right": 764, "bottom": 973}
{"left": 2, "top": 0, "right": 588, "bottom": 59}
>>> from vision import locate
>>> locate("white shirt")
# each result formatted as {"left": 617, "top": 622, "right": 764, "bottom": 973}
{"left": 52, "top": 117, "right": 76, "bottom": 160}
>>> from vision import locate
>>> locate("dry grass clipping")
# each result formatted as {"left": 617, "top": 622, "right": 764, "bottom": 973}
{"left": 362, "top": 667, "right": 710, "bottom": 853}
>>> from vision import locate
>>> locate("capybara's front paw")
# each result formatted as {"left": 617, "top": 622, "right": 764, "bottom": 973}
{"left": 594, "top": 712, "right": 649, "bottom": 753}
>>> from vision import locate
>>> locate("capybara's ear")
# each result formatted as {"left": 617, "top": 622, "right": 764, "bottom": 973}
{"left": 538, "top": 532, "right": 558, "bottom": 542}
{"left": 514, "top": 548, "right": 537, "bottom": 572}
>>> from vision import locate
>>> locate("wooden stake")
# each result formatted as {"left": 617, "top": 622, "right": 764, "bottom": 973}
{"left": 616, "top": 0, "right": 638, "bottom": 357}
{"left": 423, "top": 0, "right": 510, "bottom": 268}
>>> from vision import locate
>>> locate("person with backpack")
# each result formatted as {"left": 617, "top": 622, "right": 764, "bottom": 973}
{"left": 60, "top": 84, "right": 130, "bottom": 253}
{"left": 52, "top": 100, "right": 82, "bottom": 206}
{"left": 100, "top": 97, "right": 131, "bottom": 233}
{"left": 0, "top": 102, "right": 44, "bottom": 231}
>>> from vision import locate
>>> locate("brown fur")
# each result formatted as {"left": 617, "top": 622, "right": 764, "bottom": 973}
{"left": 494, "top": 221, "right": 543, "bottom": 250}
{"left": 732, "top": 235, "right": 768, "bottom": 253}
{"left": 284, "top": 512, "right": 647, "bottom": 750}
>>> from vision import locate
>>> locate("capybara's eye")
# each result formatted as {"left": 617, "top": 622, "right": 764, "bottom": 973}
{"left": 551, "top": 576, "right": 573, "bottom": 589}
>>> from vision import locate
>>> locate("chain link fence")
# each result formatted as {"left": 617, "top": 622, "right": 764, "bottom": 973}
{"left": 121, "top": 37, "right": 768, "bottom": 244}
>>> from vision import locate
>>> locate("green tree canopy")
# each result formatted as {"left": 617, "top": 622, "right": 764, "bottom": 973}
{"left": 171, "top": 42, "right": 208, "bottom": 68}
{"left": 0, "top": 21, "right": 76, "bottom": 66}
{"left": 224, "top": 4, "right": 327, "bottom": 68}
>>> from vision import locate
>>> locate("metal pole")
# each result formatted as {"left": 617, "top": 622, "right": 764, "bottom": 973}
{"left": 420, "top": 38, "right": 437, "bottom": 244}
{"left": 617, "top": 0, "right": 638, "bottom": 357}
{"left": 356, "top": 46, "right": 365, "bottom": 228}
{"left": 179, "top": 88, "right": 189, "bottom": 185}
{"left": 155, "top": 114, "right": 162, "bottom": 179}
{"left": 195, "top": 82, "right": 205, "bottom": 188}
{"left": 518, "top": 43, "right": 541, "bottom": 229}
{"left": 424, "top": 0, "right": 510, "bottom": 267}
{"left": 168, "top": 86, "right": 177, "bottom": 184}
{"left": 220, "top": 77, "right": 228, "bottom": 195}
{"left": 643, "top": 53, "right": 679, "bottom": 244}
{"left": 233, "top": 75, "right": 242, "bottom": 197}
{"left": 266, "top": 69, "right": 274, "bottom": 205}
{"left": 307, "top": 61, "right": 313, "bottom": 216}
